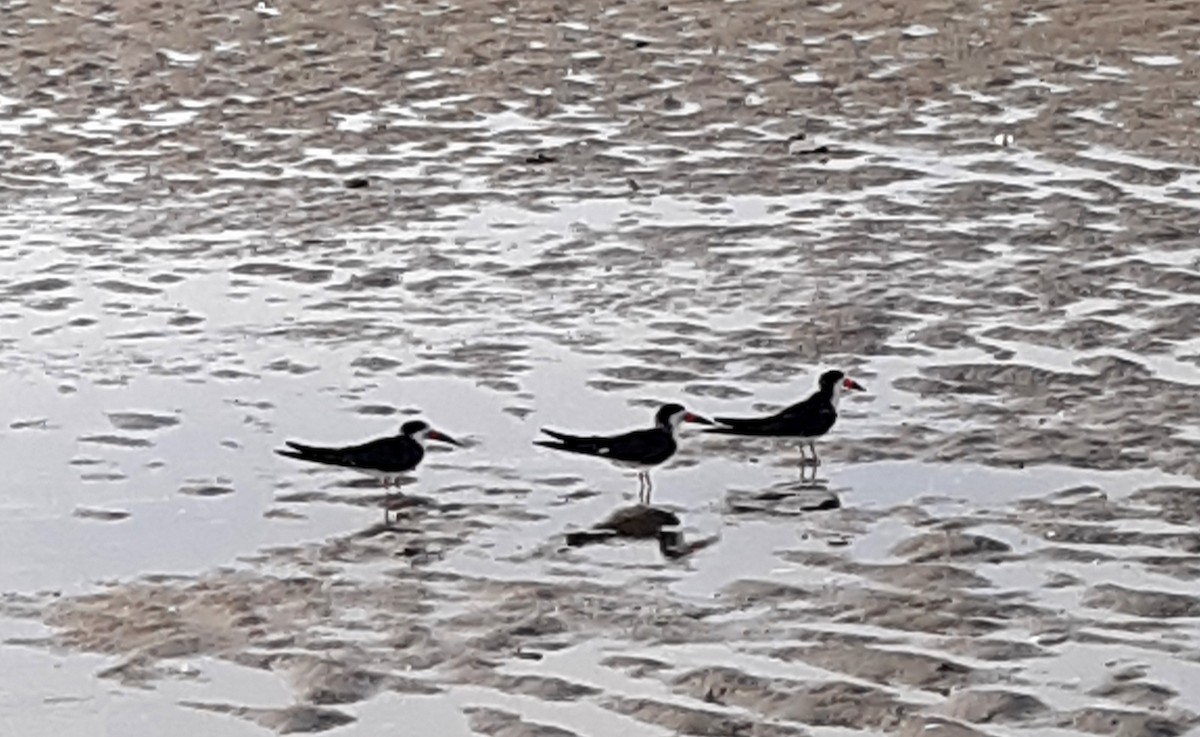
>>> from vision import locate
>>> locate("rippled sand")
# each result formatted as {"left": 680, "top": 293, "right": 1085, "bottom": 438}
{"left": 1, "top": 0, "right": 1200, "bottom": 734}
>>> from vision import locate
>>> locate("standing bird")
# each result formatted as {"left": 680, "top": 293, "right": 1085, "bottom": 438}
{"left": 276, "top": 419, "right": 462, "bottom": 522}
{"left": 534, "top": 403, "right": 714, "bottom": 502}
{"left": 705, "top": 370, "right": 866, "bottom": 470}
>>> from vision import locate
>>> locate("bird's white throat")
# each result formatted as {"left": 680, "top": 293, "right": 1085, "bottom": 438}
{"left": 831, "top": 382, "right": 844, "bottom": 409}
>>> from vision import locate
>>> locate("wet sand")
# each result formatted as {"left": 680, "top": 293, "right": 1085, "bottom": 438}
{"left": 2, "top": 0, "right": 1200, "bottom": 734}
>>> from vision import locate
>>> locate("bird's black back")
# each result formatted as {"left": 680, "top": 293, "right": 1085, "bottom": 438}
{"left": 536, "top": 426, "right": 677, "bottom": 466}
{"left": 278, "top": 434, "right": 425, "bottom": 473}
{"left": 709, "top": 387, "right": 837, "bottom": 438}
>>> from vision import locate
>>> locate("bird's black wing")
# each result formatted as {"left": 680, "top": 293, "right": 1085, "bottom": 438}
{"left": 277, "top": 436, "right": 422, "bottom": 473}
{"left": 773, "top": 399, "right": 838, "bottom": 436}
{"left": 536, "top": 427, "right": 675, "bottom": 465}
{"left": 708, "top": 392, "right": 836, "bottom": 437}
{"left": 705, "top": 410, "right": 789, "bottom": 435}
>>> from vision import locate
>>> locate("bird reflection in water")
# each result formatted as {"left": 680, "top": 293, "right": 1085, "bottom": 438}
{"left": 565, "top": 504, "right": 718, "bottom": 560}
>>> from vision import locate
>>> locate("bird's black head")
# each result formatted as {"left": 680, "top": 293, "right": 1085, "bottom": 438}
{"left": 402, "top": 419, "right": 463, "bottom": 446}
{"left": 400, "top": 420, "right": 430, "bottom": 436}
{"left": 655, "top": 403, "right": 686, "bottom": 427}
{"left": 818, "top": 370, "right": 845, "bottom": 392}
{"left": 819, "top": 369, "right": 866, "bottom": 395}
{"left": 655, "top": 403, "right": 714, "bottom": 429}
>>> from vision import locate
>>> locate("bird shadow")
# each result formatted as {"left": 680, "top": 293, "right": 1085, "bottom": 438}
{"left": 274, "top": 487, "right": 432, "bottom": 510}
{"left": 354, "top": 493, "right": 456, "bottom": 538}
{"left": 563, "top": 503, "right": 718, "bottom": 560}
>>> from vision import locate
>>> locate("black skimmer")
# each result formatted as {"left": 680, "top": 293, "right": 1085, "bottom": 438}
{"left": 705, "top": 369, "right": 866, "bottom": 469}
{"left": 534, "top": 403, "right": 714, "bottom": 502}
{"left": 276, "top": 419, "right": 462, "bottom": 521}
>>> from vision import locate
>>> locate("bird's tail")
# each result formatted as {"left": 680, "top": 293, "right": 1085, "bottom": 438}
{"left": 539, "top": 428, "right": 583, "bottom": 443}
{"left": 537, "top": 428, "right": 603, "bottom": 450}
{"left": 703, "top": 416, "right": 772, "bottom": 435}
{"left": 534, "top": 435, "right": 606, "bottom": 456}
{"left": 276, "top": 441, "right": 338, "bottom": 463}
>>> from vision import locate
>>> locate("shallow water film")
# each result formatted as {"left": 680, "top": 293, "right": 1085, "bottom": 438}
{"left": 2, "top": 0, "right": 1200, "bottom": 734}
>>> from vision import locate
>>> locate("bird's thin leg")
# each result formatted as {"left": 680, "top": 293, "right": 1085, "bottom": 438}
{"left": 382, "top": 477, "right": 401, "bottom": 526}
{"left": 809, "top": 442, "right": 820, "bottom": 467}
{"left": 638, "top": 472, "right": 647, "bottom": 504}
{"left": 645, "top": 473, "right": 654, "bottom": 504}
{"left": 797, "top": 443, "right": 807, "bottom": 473}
